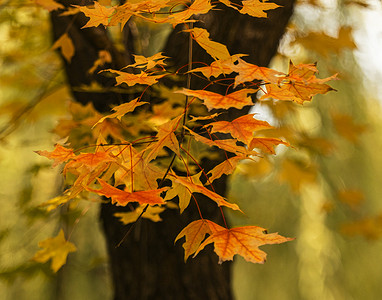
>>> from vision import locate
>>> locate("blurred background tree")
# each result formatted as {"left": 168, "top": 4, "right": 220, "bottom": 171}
{"left": 1, "top": 0, "right": 382, "bottom": 299}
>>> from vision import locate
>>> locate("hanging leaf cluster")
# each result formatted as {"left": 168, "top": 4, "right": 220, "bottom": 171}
{"left": 34, "top": 0, "right": 337, "bottom": 271}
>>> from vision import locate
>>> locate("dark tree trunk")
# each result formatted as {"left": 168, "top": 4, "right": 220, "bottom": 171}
{"left": 50, "top": 1, "right": 295, "bottom": 299}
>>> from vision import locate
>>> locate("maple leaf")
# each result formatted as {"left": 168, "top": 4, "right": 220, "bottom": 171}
{"left": 51, "top": 33, "right": 74, "bottom": 63}
{"left": 36, "top": 144, "right": 76, "bottom": 167}
{"left": 184, "top": 27, "right": 231, "bottom": 61}
{"left": 39, "top": 194, "right": 71, "bottom": 212}
{"left": 278, "top": 158, "right": 317, "bottom": 192}
{"left": 144, "top": 115, "right": 183, "bottom": 164}
{"left": 34, "top": 0, "right": 64, "bottom": 11}
{"left": 248, "top": 137, "right": 290, "bottom": 154}
{"left": 186, "top": 127, "right": 254, "bottom": 156}
{"left": 239, "top": 0, "right": 280, "bottom": 18}
{"left": 93, "top": 98, "right": 148, "bottom": 127}
{"left": 207, "top": 156, "right": 243, "bottom": 182}
{"left": 232, "top": 58, "right": 285, "bottom": 87}
{"left": 102, "top": 69, "right": 166, "bottom": 87}
{"left": 165, "top": 173, "right": 202, "bottom": 213}
{"left": 76, "top": 2, "right": 115, "bottom": 28}
{"left": 174, "top": 175, "right": 241, "bottom": 211}
{"left": 88, "top": 50, "right": 112, "bottom": 74}
{"left": 114, "top": 205, "right": 166, "bottom": 224}
{"left": 33, "top": 229, "right": 77, "bottom": 272}
{"left": 89, "top": 178, "right": 167, "bottom": 206}
{"left": 194, "top": 223, "right": 294, "bottom": 264}
{"left": 175, "top": 88, "right": 257, "bottom": 111}
{"left": 127, "top": 52, "right": 168, "bottom": 70}
{"left": 189, "top": 54, "right": 246, "bottom": 79}
{"left": 206, "top": 114, "right": 273, "bottom": 144}
{"left": 332, "top": 113, "right": 367, "bottom": 143}
{"left": 338, "top": 189, "right": 365, "bottom": 210}
{"left": 166, "top": 0, "right": 213, "bottom": 25}
{"left": 175, "top": 219, "right": 213, "bottom": 261}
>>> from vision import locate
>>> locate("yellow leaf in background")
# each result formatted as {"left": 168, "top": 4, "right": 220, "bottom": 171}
{"left": 128, "top": 52, "right": 168, "bottom": 70}
{"left": 114, "top": 205, "right": 166, "bottom": 224}
{"left": 39, "top": 194, "right": 71, "bottom": 212}
{"left": 88, "top": 50, "right": 112, "bottom": 74}
{"left": 33, "top": 230, "right": 77, "bottom": 272}
{"left": 239, "top": 0, "right": 280, "bottom": 18}
{"left": 332, "top": 113, "right": 367, "bottom": 143}
{"left": 102, "top": 69, "right": 166, "bottom": 86}
{"left": 278, "top": 158, "right": 317, "bottom": 193}
{"left": 338, "top": 189, "right": 365, "bottom": 210}
{"left": 248, "top": 137, "right": 290, "bottom": 154}
{"left": 292, "top": 26, "right": 357, "bottom": 58}
{"left": 76, "top": 2, "right": 115, "bottom": 28}
{"left": 185, "top": 27, "right": 230, "bottom": 61}
{"left": 167, "top": 0, "right": 213, "bottom": 25}
{"left": 51, "top": 33, "right": 74, "bottom": 62}
{"left": 341, "top": 214, "right": 382, "bottom": 240}
{"left": 34, "top": 0, "right": 64, "bottom": 11}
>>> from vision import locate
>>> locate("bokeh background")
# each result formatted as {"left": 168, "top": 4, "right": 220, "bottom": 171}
{"left": 1, "top": 0, "right": 382, "bottom": 299}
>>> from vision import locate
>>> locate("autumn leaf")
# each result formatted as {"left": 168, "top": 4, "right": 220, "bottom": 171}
{"left": 189, "top": 54, "right": 245, "bottom": 79}
{"left": 184, "top": 27, "right": 230, "bottom": 61}
{"left": 36, "top": 144, "right": 76, "bottom": 167}
{"left": 176, "top": 88, "right": 257, "bottom": 111}
{"left": 89, "top": 178, "right": 167, "bottom": 206}
{"left": 167, "top": 0, "right": 213, "bottom": 25}
{"left": 248, "top": 137, "right": 290, "bottom": 154}
{"left": 33, "top": 229, "right": 77, "bottom": 272}
{"left": 114, "top": 205, "right": 166, "bottom": 224}
{"left": 232, "top": 57, "right": 285, "bottom": 87}
{"left": 206, "top": 114, "right": 273, "bottom": 144}
{"left": 76, "top": 2, "right": 115, "bottom": 28}
{"left": 127, "top": 52, "right": 168, "bottom": 70}
{"left": 51, "top": 33, "right": 74, "bottom": 62}
{"left": 338, "top": 189, "right": 365, "bottom": 210}
{"left": 194, "top": 224, "right": 294, "bottom": 264}
{"left": 185, "top": 127, "right": 253, "bottom": 156}
{"left": 332, "top": 113, "right": 367, "bottom": 143}
{"left": 239, "top": 0, "right": 280, "bottom": 18}
{"left": 102, "top": 69, "right": 166, "bottom": 87}
{"left": 278, "top": 158, "right": 317, "bottom": 192}
{"left": 207, "top": 156, "right": 243, "bottom": 182}
{"left": 165, "top": 173, "right": 202, "bottom": 213}
{"left": 34, "top": 0, "right": 64, "bottom": 11}
{"left": 175, "top": 219, "right": 213, "bottom": 261}
{"left": 144, "top": 115, "right": 182, "bottom": 163}
{"left": 39, "top": 194, "right": 71, "bottom": 212}
{"left": 174, "top": 175, "right": 241, "bottom": 211}
{"left": 93, "top": 98, "right": 148, "bottom": 127}
{"left": 88, "top": 50, "right": 112, "bottom": 74}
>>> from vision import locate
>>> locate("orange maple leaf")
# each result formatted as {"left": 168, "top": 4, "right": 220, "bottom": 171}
{"left": 206, "top": 114, "right": 273, "bottom": 144}
{"left": 51, "top": 33, "right": 74, "bottom": 63}
{"left": 232, "top": 58, "right": 285, "bottom": 87}
{"left": 248, "top": 137, "right": 290, "bottom": 154}
{"left": 207, "top": 156, "right": 243, "bottom": 182}
{"left": 194, "top": 223, "right": 294, "bottom": 264}
{"left": 175, "top": 219, "right": 214, "bottom": 261}
{"left": 36, "top": 144, "right": 76, "bottom": 167}
{"left": 239, "top": 0, "right": 280, "bottom": 18}
{"left": 174, "top": 176, "right": 241, "bottom": 211}
{"left": 184, "top": 27, "right": 231, "bottom": 61}
{"left": 176, "top": 88, "right": 257, "bottom": 111}
{"left": 102, "top": 69, "right": 166, "bottom": 87}
{"left": 76, "top": 2, "right": 115, "bottom": 28}
{"left": 166, "top": 0, "right": 213, "bottom": 25}
{"left": 90, "top": 178, "right": 167, "bottom": 206}
{"left": 93, "top": 98, "right": 148, "bottom": 127}
{"left": 127, "top": 52, "right": 168, "bottom": 70}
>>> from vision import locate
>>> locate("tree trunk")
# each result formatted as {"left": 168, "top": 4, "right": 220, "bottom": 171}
{"left": 50, "top": 1, "right": 295, "bottom": 299}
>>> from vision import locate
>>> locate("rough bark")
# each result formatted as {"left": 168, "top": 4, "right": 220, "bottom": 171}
{"left": 50, "top": 1, "right": 295, "bottom": 299}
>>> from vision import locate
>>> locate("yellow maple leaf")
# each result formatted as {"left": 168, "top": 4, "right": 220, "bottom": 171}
{"left": 239, "top": 0, "right": 280, "bottom": 18}
{"left": 184, "top": 27, "right": 231, "bottom": 61}
{"left": 114, "top": 205, "right": 166, "bottom": 224}
{"left": 33, "top": 229, "right": 77, "bottom": 272}
{"left": 51, "top": 33, "right": 74, "bottom": 63}
{"left": 76, "top": 2, "right": 115, "bottom": 28}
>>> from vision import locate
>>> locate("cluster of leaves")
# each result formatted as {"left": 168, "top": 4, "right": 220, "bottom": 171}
{"left": 33, "top": 0, "right": 337, "bottom": 272}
